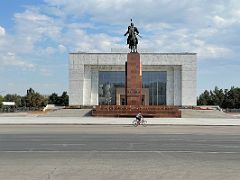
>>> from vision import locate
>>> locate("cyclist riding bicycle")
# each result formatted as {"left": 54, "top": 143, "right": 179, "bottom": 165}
{"left": 136, "top": 113, "right": 143, "bottom": 124}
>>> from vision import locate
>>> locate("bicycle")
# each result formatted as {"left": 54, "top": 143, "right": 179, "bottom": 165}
{"left": 132, "top": 118, "right": 147, "bottom": 127}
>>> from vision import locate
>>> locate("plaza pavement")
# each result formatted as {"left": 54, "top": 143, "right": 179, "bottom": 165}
{"left": 0, "top": 116, "right": 240, "bottom": 126}
{"left": 0, "top": 108, "right": 240, "bottom": 125}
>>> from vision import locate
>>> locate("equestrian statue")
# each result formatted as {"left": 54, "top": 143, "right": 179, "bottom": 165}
{"left": 124, "top": 19, "right": 141, "bottom": 52}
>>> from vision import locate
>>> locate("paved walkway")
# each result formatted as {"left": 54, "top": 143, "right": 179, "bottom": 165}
{"left": 0, "top": 117, "right": 240, "bottom": 126}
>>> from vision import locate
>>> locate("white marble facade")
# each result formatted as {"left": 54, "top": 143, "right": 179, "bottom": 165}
{"left": 69, "top": 53, "right": 197, "bottom": 106}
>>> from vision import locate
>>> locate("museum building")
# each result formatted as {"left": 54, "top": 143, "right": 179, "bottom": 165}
{"left": 69, "top": 52, "right": 197, "bottom": 107}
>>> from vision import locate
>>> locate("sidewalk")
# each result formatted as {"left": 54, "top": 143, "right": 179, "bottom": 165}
{"left": 0, "top": 117, "right": 240, "bottom": 126}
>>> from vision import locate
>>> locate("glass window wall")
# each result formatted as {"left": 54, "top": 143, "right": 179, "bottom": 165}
{"left": 98, "top": 71, "right": 125, "bottom": 105}
{"left": 142, "top": 71, "right": 167, "bottom": 105}
{"left": 98, "top": 71, "right": 167, "bottom": 105}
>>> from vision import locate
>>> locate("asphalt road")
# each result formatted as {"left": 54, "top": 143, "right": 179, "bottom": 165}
{"left": 0, "top": 125, "right": 240, "bottom": 180}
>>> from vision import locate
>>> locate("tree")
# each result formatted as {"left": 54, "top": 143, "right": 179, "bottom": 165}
{"left": 198, "top": 86, "right": 240, "bottom": 109}
{"left": 4, "top": 94, "right": 22, "bottom": 107}
{"left": 197, "top": 90, "right": 212, "bottom": 105}
{"left": 60, "top": 91, "right": 69, "bottom": 106}
{"left": 48, "top": 93, "right": 59, "bottom": 105}
{"left": 224, "top": 87, "right": 240, "bottom": 109}
{"left": 0, "top": 89, "right": 69, "bottom": 110}
{"left": 24, "top": 88, "right": 47, "bottom": 109}
{"left": 48, "top": 92, "right": 69, "bottom": 106}
{"left": 0, "top": 95, "right": 4, "bottom": 108}
{"left": 211, "top": 86, "right": 225, "bottom": 107}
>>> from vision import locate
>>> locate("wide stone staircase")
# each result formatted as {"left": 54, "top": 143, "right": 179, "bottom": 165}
{"left": 39, "top": 109, "right": 92, "bottom": 117}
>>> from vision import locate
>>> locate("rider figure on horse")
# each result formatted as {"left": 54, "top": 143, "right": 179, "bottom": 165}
{"left": 124, "top": 19, "right": 140, "bottom": 52}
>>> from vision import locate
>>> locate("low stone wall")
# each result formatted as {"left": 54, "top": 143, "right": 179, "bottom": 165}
{"left": 92, "top": 105, "right": 181, "bottom": 118}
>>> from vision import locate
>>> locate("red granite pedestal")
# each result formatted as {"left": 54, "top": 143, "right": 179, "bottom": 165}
{"left": 126, "top": 52, "right": 142, "bottom": 105}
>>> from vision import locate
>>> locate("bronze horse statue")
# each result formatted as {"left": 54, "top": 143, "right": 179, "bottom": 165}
{"left": 124, "top": 20, "right": 140, "bottom": 52}
{"left": 128, "top": 28, "right": 138, "bottom": 52}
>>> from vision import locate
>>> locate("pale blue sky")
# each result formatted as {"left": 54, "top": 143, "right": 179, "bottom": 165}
{"left": 0, "top": 0, "right": 240, "bottom": 96}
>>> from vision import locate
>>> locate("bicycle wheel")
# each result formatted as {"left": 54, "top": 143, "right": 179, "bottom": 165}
{"left": 132, "top": 119, "right": 138, "bottom": 127}
{"left": 141, "top": 119, "right": 147, "bottom": 127}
